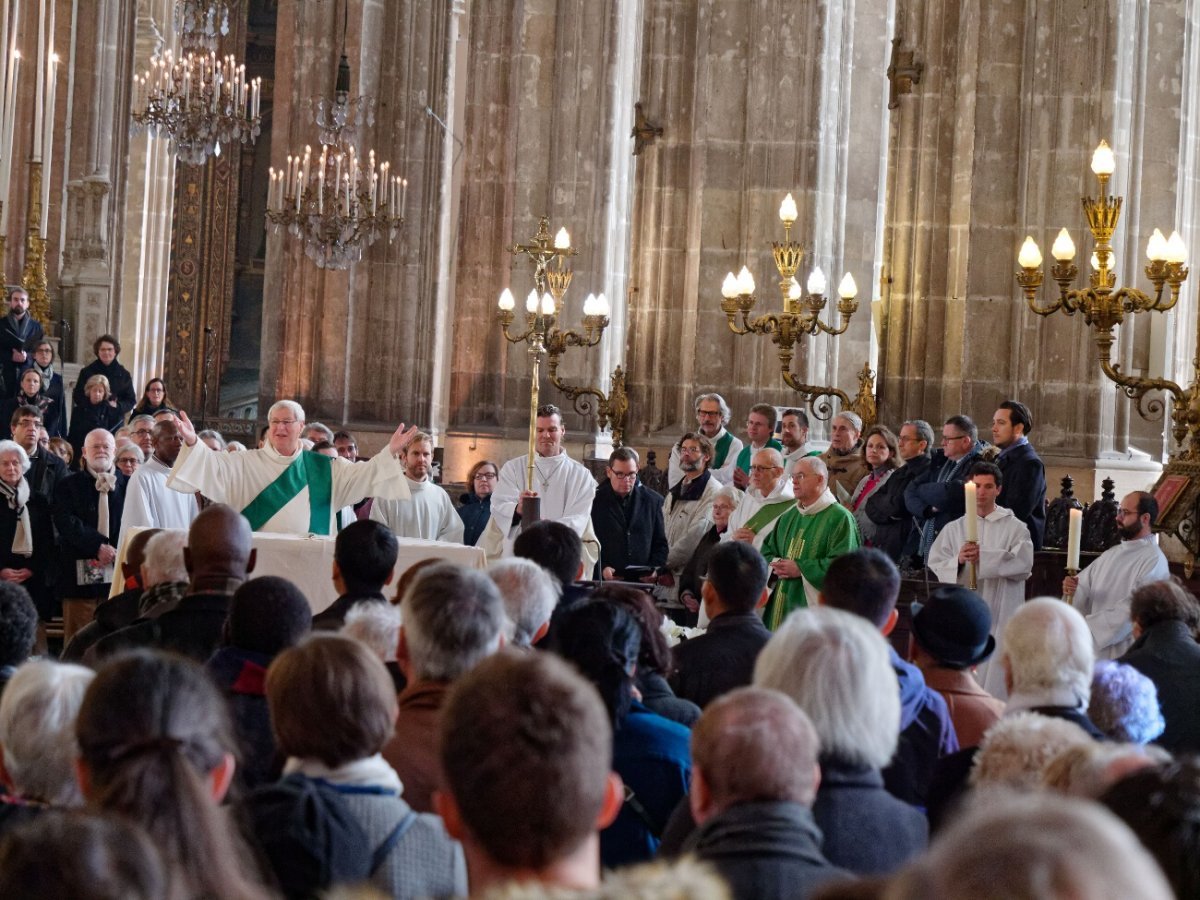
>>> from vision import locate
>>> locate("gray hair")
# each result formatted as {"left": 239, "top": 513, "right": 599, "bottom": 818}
{"left": 886, "top": 791, "right": 1174, "bottom": 900}
{"left": 128, "top": 414, "right": 155, "bottom": 430}
{"left": 226, "top": 441, "right": 247, "bottom": 452}
{"left": 0, "top": 440, "right": 30, "bottom": 473}
{"left": 1088, "top": 661, "right": 1165, "bottom": 744}
{"left": 713, "top": 484, "right": 743, "bottom": 509}
{"left": 268, "top": 399, "right": 306, "bottom": 424}
{"left": 342, "top": 601, "right": 403, "bottom": 663}
{"left": 116, "top": 444, "right": 145, "bottom": 463}
{"left": 1003, "top": 598, "right": 1095, "bottom": 705}
{"left": 833, "top": 411, "right": 863, "bottom": 434}
{"left": 488, "top": 558, "right": 558, "bottom": 648}
{"left": 903, "top": 419, "right": 935, "bottom": 453}
{"left": 402, "top": 563, "right": 506, "bottom": 681}
{"left": 753, "top": 447, "right": 784, "bottom": 469}
{"left": 754, "top": 606, "right": 900, "bottom": 769}
{"left": 142, "top": 530, "right": 189, "bottom": 587}
{"left": 196, "top": 429, "right": 226, "bottom": 450}
{"left": 795, "top": 455, "right": 828, "bottom": 481}
{"left": 969, "top": 712, "right": 1092, "bottom": 791}
{"left": 0, "top": 660, "right": 94, "bottom": 805}
{"left": 694, "top": 392, "right": 731, "bottom": 426}
{"left": 304, "top": 422, "right": 335, "bottom": 443}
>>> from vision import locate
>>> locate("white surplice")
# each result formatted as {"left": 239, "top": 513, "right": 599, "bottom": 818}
{"left": 119, "top": 456, "right": 199, "bottom": 542}
{"left": 167, "top": 440, "right": 409, "bottom": 535}
{"left": 490, "top": 451, "right": 597, "bottom": 539}
{"left": 929, "top": 505, "right": 1034, "bottom": 699}
{"left": 371, "top": 476, "right": 465, "bottom": 544}
{"left": 1073, "top": 535, "right": 1170, "bottom": 659}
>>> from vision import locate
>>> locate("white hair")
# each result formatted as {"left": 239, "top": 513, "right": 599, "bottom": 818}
{"left": 225, "top": 441, "right": 247, "bottom": 452}
{"left": 713, "top": 484, "right": 743, "bottom": 509}
{"left": 885, "top": 791, "right": 1174, "bottom": 900}
{"left": 1002, "top": 598, "right": 1095, "bottom": 704}
{"left": 142, "top": 530, "right": 189, "bottom": 587}
{"left": 116, "top": 443, "right": 145, "bottom": 463}
{"left": 0, "top": 660, "right": 94, "bottom": 805}
{"left": 694, "top": 392, "right": 731, "bottom": 426}
{"left": 268, "top": 399, "right": 306, "bottom": 423}
{"left": 0, "top": 440, "right": 30, "bottom": 473}
{"left": 796, "top": 455, "right": 828, "bottom": 480}
{"left": 834, "top": 411, "right": 863, "bottom": 433}
{"left": 304, "top": 422, "right": 335, "bottom": 442}
{"left": 342, "top": 601, "right": 403, "bottom": 662}
{"left": 488, "top": 557, "right": 558, "bottom": 647}
{"left": 753, "top": 606, "right": 900, "bottom": 769}
{"left": 1041, "top": 741, "right": 1170, "bottom": 799}
{"left": 969, "top": 712, "right": 1092, "bottom": 791}
{"left": 196, "top": 429, "right": 226, "bottom": 450}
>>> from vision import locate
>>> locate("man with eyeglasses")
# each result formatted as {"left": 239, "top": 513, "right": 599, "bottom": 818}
{"left": 166, "top": 399, "right": 420, "bottom": 535}
{"left": 724, "top": 447, "right": 794, "bottom": 553}
{"left": 590, "top": 446, "right": 668, "bottom": 581}
{"left": 667, "top": 393, "right": 743, "bottom": 488}
{"left": 760, "top": 456, "right": 860, "bottom": 629}
{"left": 11, "top": 405, "right": 64, "bottom": 504}
{"left": 732, "top": 403, "right": 783, "bottom": 490}
{"left": 1063, "top": 491, "right": 1169, "bottom": 659}
{"left": 907, "top": 415, "right": 982, "bottom": 561}
{"left": 120, "top": 418, "right": 198, "bottom": 540}
{"left": 127, "top": 414, "right": 156, "bottom": 459}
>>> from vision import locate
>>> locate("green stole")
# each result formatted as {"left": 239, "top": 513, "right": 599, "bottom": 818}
{"left": 241, "top": 451, "right": 334, "bottom": 535}
{"left": 744, "top": 498, "right": 795, "bottom": 534}
{"left": 712, "top": 431, "right": 734, "bottom": 468}
{"left": 735, "top": 438, "right": 783, "bottom": 473}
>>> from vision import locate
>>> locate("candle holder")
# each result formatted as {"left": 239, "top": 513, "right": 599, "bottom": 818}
{"left": 21, "top": 161, "right": 49, "bottom": 325}
{"left": 965, "top": 549, "right": 978, "bottom": 591}
{"left": 718, "top": 193, "right": 876, "bottom": 426}
{"left": 1062, "top": 566, "right": 1079, "bottom": 604}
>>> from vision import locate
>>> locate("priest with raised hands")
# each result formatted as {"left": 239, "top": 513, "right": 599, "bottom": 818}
{"left": 166, "top": 400, "right": 419, "bottom": 535}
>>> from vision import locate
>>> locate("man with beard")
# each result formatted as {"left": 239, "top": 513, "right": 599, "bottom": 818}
{"left": 120, "top": 418, "right": 199, "bottom": 538}
{"left": 370, "top": 432, "right": 464, "bottom": 542}
{"left": 779, "top": 408, "right": 818, "bottom": 472}
{"left": 0, "top": 288, "right": 43, "bottom": 397}
{"left": 53, "top": 430, "right": 128, "bottom": 642}
{"left": 1064, "top": 491, "right": 1169, "bottom": 660}
{"left": 668, "top": 393, "right": 742, "bottom": 488}
{"left": 487, "top": 404, "right": 598, "bottom": 566}
{"left": 819, "top": 412, "right": 869, "bottom": 503}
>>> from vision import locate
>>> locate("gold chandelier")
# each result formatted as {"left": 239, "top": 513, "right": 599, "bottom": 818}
{"left": 131, "top": 49, "right": 261, "bottom": 166}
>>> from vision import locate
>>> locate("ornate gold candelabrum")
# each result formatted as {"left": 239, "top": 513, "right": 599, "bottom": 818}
{"left": 718, "top": 192, "right": 876, "bottom": 426}
{"left": 496, "top": 217, "right": 629, "bottom": 463}
{"left": 21, "top": 161, "right": 50, "bottom": 325}
{"left": 1014, "top": 140, "right": 1200, "bottom": 567}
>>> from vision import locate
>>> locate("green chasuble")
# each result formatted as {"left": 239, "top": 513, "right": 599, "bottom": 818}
{"left": 735, "top": 438, "right": 784, "bottom": 474}
{"left": 760, "top": 497, "right": 860, "bottom": 630}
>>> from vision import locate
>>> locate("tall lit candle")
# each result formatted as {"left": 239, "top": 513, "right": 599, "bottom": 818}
{"left": 964, "top": 481, "right": 978, "bottom": 542}
{"left": 40, "top": 53, "right": 56, "bottom": 237}
{"left": 32, "top": 0, "right": 44, "bottom": 159}
{"left": 1066, "top": 507, "right": 1082, "bottom": 571}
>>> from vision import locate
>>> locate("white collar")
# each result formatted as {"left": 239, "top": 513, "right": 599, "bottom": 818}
{"left": 283, "top": 753, "right": 404, "bottom": 793}
{"left": 798, "top": 488, "right": 837, "bottom": 516}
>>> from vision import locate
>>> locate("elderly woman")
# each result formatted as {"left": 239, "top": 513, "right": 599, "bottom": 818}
{"left": 458, "top": 459, "right": 498, "bottom": 546}
{"left": 677, "top": 485, "right": 741, "bottom": 623}
{"left": 27, "top": 341, "right": 66, "bottom": 438}
{"left": 66, "top": 374, "right": 125, "bottom": 465}
{"left": 850, "top": 425, "right": 899, "bottom": 544}
{"left": 72, "top": 334, "right": 136, "bottom": 411}
{"left": 115, "top": 443, "right": 145, "bottom": 478}
{"left": 0, "top": 660, "right": 94, "bottom": 834}
{"left": 0, "top": 440, "right": 53, "bottom": 619}
{"left": 0, "top": 369, "right": 56, "bottom": 442}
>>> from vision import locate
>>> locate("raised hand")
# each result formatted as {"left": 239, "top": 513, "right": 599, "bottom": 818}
{"left": 176, "top": 410, "right": 199, "bottom": 447}
{"left": 388, "top": 422, "right": 421, "bottom": 457}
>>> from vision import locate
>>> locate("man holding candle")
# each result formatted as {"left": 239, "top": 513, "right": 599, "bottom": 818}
{"left": 1064, "top": 491, "right": 1169, "bottom": 660}
{"left": 927, "top": 461, "right": 1034, "bottom": 698}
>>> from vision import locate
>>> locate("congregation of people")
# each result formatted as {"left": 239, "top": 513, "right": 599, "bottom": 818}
{"left": 0, "top": 305, "right": 1197, "bottom": 898}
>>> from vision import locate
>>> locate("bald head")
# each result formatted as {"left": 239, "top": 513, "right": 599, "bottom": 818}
{"left": 184, "top": 504, "right": 255, "bottom": 588}
{"left": 749, "top": 447, "right": 785, "bottom": 496}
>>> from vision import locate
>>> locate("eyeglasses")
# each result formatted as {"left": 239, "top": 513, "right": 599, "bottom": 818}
{"left": 610, "top": 470, "right": 638, "bottom": 480}
{"left": 269, "top": 419, "right": 299, "bottom": 427}
{"left": 474, "top": 472, "right": 498, "bottom": 481}
{"left": 133, "top": 428, "right": 153, "bottom": 437}
{"left": 749, "top": 465, "right": 781, "bottom": 473}
{"left": 941, "top": 434, "right": 969, "bottom": 443}
{"left": 696, "top": 409, "right": 722, "bottom": 418}
{"left": 1116, "top": 508, "right": 1140, "bottom": 518}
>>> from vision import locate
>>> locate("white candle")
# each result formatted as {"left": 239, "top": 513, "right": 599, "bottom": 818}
{"left": 1066, "top": 507, "right": 1083, "bottom": 570}
{"left": 964, "top": 481, "right": 978, "bottom": 542}
{"left": 32, "top": 0, "right": 44, "bottom": 158}
{"left": 40, "top": 55, "right": 55, "bottom": 238}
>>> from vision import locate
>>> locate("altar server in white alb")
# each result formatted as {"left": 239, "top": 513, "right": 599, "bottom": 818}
{"left": 1063, "top": 491, "right": 1170, "bottom": 660}
{"left": 120, "top": 418, "right": 198, "bottom": 541}
{"left": 484, "top": 404, "right": 598, "bottom": 563}
{"left": 928, "top": 460, "right": 1033, "bottom": 699}
{"left": 370, "top": 431, "right": 464, "bottom": 543}
{"left": 167, "top": 400, "right": 418, "bottom": 535}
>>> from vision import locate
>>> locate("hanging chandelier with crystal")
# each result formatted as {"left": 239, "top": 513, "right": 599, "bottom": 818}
{"left": 265, "top": 47, "right": 406, "bottom": 269}
{"left": 131, "top": 49, "right": 262, "bottom": 166}
{"left": 175, "top": 0, "right": 239, "bottom": 51}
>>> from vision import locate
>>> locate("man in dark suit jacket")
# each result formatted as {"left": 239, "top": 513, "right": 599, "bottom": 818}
{"left": 52, "top": 429, "right": 127, "bottom": 644}
{"left": 11, "top": 405, "right": 64, "bottom": 504}
{"left": 990, "top": 400, "right": 1046, "bottom": 549}
{"left": 0, "top": 289, "right": 43, "bottom": 397}
{"left": 864, "top": 420, "right": 933, "bottom": 564}
{"left": 906, "top": 415, "right": 983, "bottom": 560}
{"left": 1120, "top": 579, "right": 1200, "bottom": 754}
{"left": 590, "top": 447, "right": 668, "bottom": 581}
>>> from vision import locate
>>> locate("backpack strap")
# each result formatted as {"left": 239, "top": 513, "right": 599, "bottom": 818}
{"left": 370, "top": 810, "right": 419, "bottom": 874}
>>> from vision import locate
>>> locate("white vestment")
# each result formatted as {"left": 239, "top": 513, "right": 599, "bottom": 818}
{"left": 371, "top": 477, "right": 465, "bottom": 544}
{"left": 929, "top": 505, "right": 1033, "bottom": 699}
{"left": 167, "top": 440, "right": 409, "bottom": 535}
{"left": 782, "top": 444, "right": 816, "bottom": 473}
{"left": 119, "top": 456, "right": 199, "bottom": 541}
{"left": 667, "top": 427, "right": 742, "bottom": 488}
{"left": 489, "top": 451, "right": 597, "bottom": 541}
{"left": 721, "top": 477, "right": 794, "bottom": 551}
{"left": 1073, "top": 535, "right": 1170, "bottom": 659}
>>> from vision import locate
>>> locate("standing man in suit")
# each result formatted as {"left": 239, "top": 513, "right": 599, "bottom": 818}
{"left": 991, "top": 400, "right": 1046, "bottom": 549}
{"left": 0, "top": 288, "right": 43, "bottom": 397}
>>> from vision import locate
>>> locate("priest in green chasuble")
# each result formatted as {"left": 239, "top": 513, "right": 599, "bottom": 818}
{"left": 167, "top": 400, "right": 419, "bottom": 535}
{"left": 761, "top": 455, "right": 860, "bottom": 629}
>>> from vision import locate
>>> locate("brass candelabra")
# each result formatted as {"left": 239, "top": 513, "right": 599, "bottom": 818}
{"left": 497, "top": 217, "right": 630, "bottom": 457}
{"left": 719, "top": 192, "right": 876, "bottom": 426}
{"left": 1015, "top": 140, "right": 1200, "bottom": 568}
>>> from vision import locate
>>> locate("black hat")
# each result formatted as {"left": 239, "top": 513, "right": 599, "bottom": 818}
{"left": 910, "top": 586, "right": 996, "bottom": 668}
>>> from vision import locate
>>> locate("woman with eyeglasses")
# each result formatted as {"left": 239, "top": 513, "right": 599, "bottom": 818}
{"left": 457, "top": 459, "right": 498, "bottom": 546}
{"left": 0, "top": 369, "right": 55, "bottom": 442}
{"left": 26, "top": 341, "right": 67, "bottom": 438}
{"left": 129, "top": 378, "right": 177, "bottom": 419}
